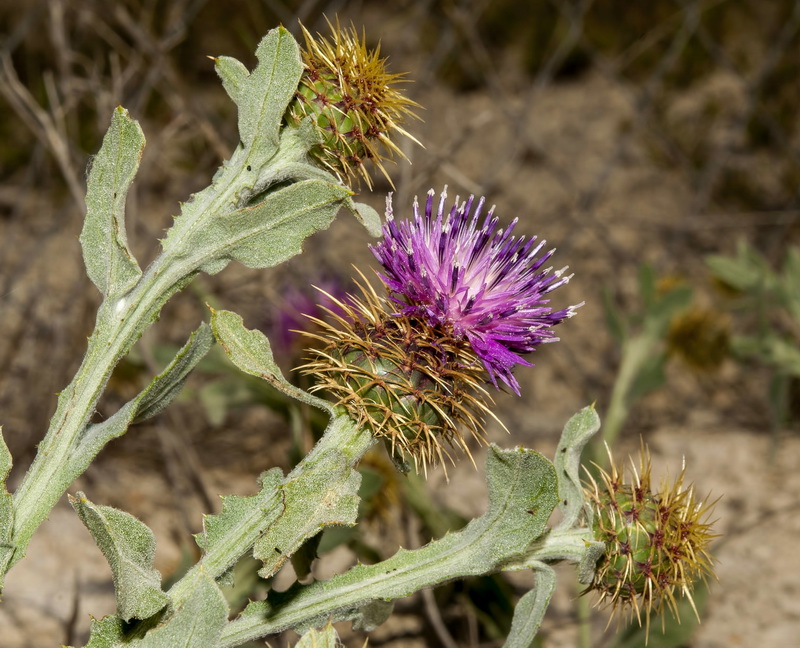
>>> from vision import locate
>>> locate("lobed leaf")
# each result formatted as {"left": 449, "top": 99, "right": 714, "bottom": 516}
{"left": 254, "top": 448, "right": 362, "bottom": 578}
{"left": 195, "top": 468, "right": 283, "bottom": 556}
{"left": 219, "top": 26, "right": 303, "bottom": 150}
{"left": 210, "top": 308, "right": 333, "bottom": 414}
{"left": 80, "top": 106, "right": 144, "bottom": 297}
{"left": 69, "top": 492, "right": 169, "bottom": 622}
{"left": 221, "top": 446, "right": 559, "bottom": 645}
{"left": 554, "top": 405, "right": 600, "bottom": 531}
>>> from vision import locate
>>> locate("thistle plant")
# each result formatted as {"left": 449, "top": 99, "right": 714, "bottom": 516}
{"left": 0, "top": 21, "right": 717, "bottom": 648}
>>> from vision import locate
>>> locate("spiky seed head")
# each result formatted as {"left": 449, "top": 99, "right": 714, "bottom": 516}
{"left": 584, "top": 444, "right": 718, "bottom": 638}
{"left": 666, "top": 307, "right": 730, "bottom": 372}
{"left": 298, "top": 275, "right": 501, "bottom": 473}
{"left": 286, "top": 18, "right": 420, "bottom": 189}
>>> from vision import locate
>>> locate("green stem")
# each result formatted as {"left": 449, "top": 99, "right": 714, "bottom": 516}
{"left": 216, "top": 526, "right": 593, "bottom": 647}
{"left": 4, "top": 139, "right": 301, "bottom": 578}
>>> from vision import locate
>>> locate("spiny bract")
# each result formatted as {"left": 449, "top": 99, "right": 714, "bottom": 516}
{"left": 584, "top": 444, "right": 717, "bottom": 638}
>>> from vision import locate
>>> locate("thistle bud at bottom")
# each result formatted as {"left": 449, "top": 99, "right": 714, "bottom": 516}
{"left": 584, "top": 445, "right": 717, "bottom": 636}
{"left": 299, "top": 278, "right": 498, "bottom": 472}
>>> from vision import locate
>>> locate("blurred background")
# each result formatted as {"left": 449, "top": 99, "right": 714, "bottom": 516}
{"left": 1, "top": 1, "right": 800, "bottom": 646}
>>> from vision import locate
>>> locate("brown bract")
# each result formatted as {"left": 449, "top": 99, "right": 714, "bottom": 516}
{"left": 297, "top": 273, "right": 503, "bottom": 474}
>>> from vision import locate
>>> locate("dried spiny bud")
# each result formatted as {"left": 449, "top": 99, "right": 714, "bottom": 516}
{"left": 666, "top": 307, "right": 730, "bottom": 372}
{"left": 298, "top": 276, "right": 499, "bottom": 473}
{"left": 286, "top": 18, "right": 420, "bottom": 188}
{"left": 584, "top": 444, "right": 717, "bottom": 638}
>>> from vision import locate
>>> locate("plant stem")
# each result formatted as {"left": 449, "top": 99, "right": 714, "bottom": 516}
{"left": 216, "top": 523, "right": 593, "bottom": 646}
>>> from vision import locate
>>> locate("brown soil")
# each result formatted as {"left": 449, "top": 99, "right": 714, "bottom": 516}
{"left": 1, "top": 2, "right": 799, "bottom": 647}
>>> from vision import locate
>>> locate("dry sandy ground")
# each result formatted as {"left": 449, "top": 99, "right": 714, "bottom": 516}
{"left": 2, "top": 6, "right": 800, "bottom": 646}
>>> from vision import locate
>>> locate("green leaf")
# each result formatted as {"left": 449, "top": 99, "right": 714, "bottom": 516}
{"left": 214, "top": 55, "right": 250, "bottom": 107}
{"left": 0, "top": 428, "right": 13, "bottom": 592}
{"left": 254, "top": 448, "right": 362, "bottom": 578}
{"left": 221, "top": 446, "right": 559, "bottom": 645}
{"left": 77, "top": 323, "right": 214, "bottom": 456}
{"left": 347, "top": 200, "right": 383, "bottom": 237}
{"left": 197, "top": 179, "right": 351, "bottom": 275}
{"left": 554, "top": 406, "right": 600, "bottom": 530}
{"left": 195, "top": 468, "right": 283, "bottom": 556}
{"left": 503, "top": 564, "right": 556, "bottom": 648}
{"left": 80, "top": 615, "right": 126, "bottom": 648}
{"left": 210, "top": 308, "right": 333, "bottom": 414}
{"left": 221, "top": 26, "right": 303, "bottom": 150}
{"left": 80, "top": 106, "right": 144, "bottom": 297}
{"left": 69, "top": 492, "right": 169, "bottom": 622}
{"left": 706, "top": 240, "right": 776, "bottom": 293}
{"left": 138, "top": 572, "right": 228, "bottom": 648}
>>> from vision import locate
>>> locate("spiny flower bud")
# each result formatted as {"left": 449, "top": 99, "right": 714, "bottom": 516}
{"left": 584, "top": 444, "right": 717, "bottom": 637}
{"left": 299, "top": 276, "right": 498, "bottom": 473}
{"left": 286, "top": 18, "right": 420, "bottom": 188}
{"left": 300, "top": 189, "right": 580, "bottom": 471}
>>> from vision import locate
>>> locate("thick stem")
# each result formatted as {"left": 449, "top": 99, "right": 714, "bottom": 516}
{"left": 216, "top": 523, "right": 594, "bottom": 646}
{"left": 7, "top": 253, "right": 193, "bottom": 571}
{"left": 4, "top": 140, "right": 287, "bottom": 577}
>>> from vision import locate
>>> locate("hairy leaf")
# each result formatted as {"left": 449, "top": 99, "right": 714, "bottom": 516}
{"left": 138, "top": 572, "right": 227, "bottom": 648}
{"left": 77, "top": 323, "right": 214, "bottom": 456}
{"left": 254, "top": 448, "right": 362, "bottom": 578}
{"left": 81, "top": 107, "right": 144, "bottom": 297}
{"left": 503, "top": 564, "right": 556, "bottom": 648}
{"left": 210, "top": 308, "right": 333, "bottom": 413}
{"left": 220, "top": 446, "right": 559, "bottom": 645}
{"left": 555, "top": 405, "right": 600, "bottom": 530}
{"left": 70, "top": 493, "right": 169, "bottom": 622}
{"left": 0, "top": 428, "right": 13, "bottom": 592}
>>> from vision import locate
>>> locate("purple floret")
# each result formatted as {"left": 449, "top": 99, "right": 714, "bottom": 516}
{"left": 371, "top": 187, "right": 581, "bottom": 395}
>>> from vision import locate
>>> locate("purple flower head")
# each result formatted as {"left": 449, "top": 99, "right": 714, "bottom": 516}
{"left": 371, "top": 187, "right": 582, "bottom": 395}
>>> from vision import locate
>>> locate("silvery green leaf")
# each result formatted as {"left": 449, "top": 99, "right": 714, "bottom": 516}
{"left": 219, "top": 26, "right": 302, "bottom": 150}
{"left": 554, "top": 406, "right": 600, "bottom": 530}
{"left": 77, "top": 323, "right": 214, "bottom": 456}
{"left": 254, "top": 447, "right": 362, "bottom": 579}
{"left": 220, "top": 446, "right": 558, "bottom": 646}
{"left": 195, "top": 468, "right": 283, "bottom": 556}
{"left": 0, "top": 428, "right": 13, "bottom": 592}
{"left": 197, "top": 180, "right": 351, "bottom": 274}
{"left": 348, "top": 200, "right": 383, "bottom": 237}
{"left": 134, "top": 322, "right": 214, "bottom": 422}
{"left": 69, "top": 492, "right": 169, "bottom": 622}
{"left": 503, "top": 563, "right": 556, "bottom": 648}
{"left": 80, "top": 106, "right": 143, "bottom": 297}
{"left": 214, "top": 55, "right": 250, "bottom": 107}
{"left": 80, "top": 615, "right": 126, "bottom": 647}
{"left": 210, "top": 308, "right": 333, "bottom": 414}
{"left": 137, "top": 572, "right": 227, "bottom": 648}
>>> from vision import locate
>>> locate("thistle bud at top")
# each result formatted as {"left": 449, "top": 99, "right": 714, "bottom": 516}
{"left": 286, "top": 18, "right": 420, "bottom": 188}
{"left": 300, "top": 188, "right": 580, "bottom": 471}
{"left": 584, "top": 444, "right": 718, "bottom": 637}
